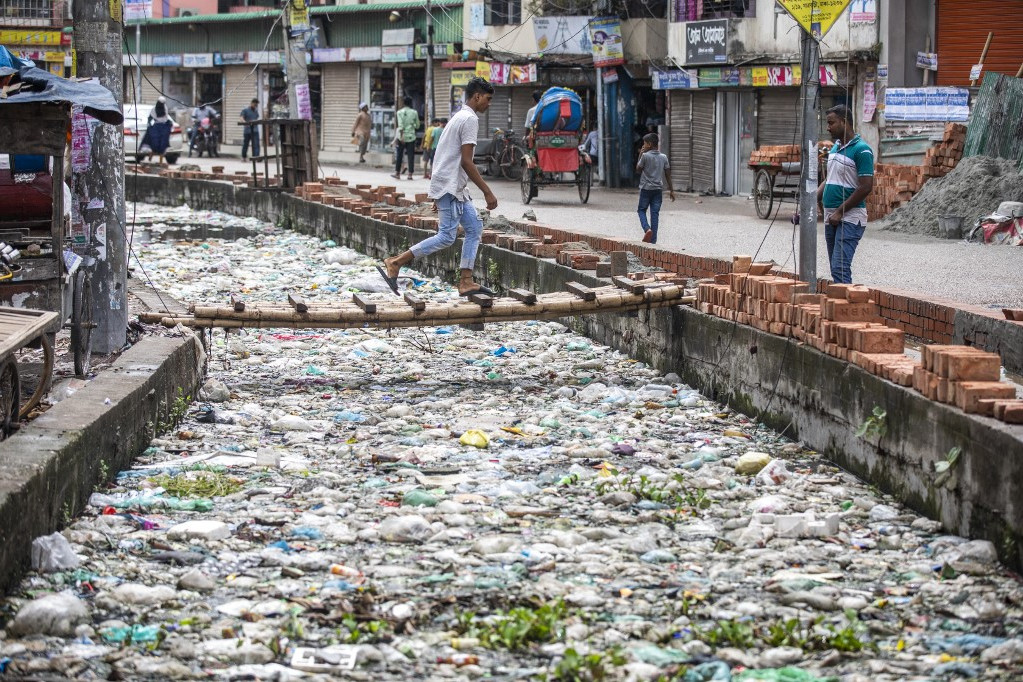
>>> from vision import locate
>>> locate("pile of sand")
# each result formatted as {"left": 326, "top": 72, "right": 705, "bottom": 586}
{"left": 878, "top": 156, "right": 1023, "bottom": 236}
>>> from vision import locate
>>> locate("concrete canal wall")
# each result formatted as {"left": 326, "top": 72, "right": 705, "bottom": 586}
{"left": 127, "top": 174, "right": 1023, "bottom": 571}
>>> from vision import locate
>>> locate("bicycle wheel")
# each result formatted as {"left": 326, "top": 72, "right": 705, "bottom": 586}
{"left": 577, "top": 163, "right": 591, "bottom": 204}
{"left": 500, "top": 144, "right": 525, "bottom": 181}
{"left": 753, "top": 169, "right": 774, "bottom": 220}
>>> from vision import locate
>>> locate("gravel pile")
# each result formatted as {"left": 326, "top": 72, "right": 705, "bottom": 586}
{"left": 878, "top": 156, "right": 1023, "bottom": 236}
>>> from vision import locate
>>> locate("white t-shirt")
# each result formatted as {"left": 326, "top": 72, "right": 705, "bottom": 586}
{"left": 525, "top": 105, "right": 537, "bottom": 129}
{"left": 428, "top": 104, "right": 479, "bottom": 201}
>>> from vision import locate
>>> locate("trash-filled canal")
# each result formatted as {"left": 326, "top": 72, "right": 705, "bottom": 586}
{"left": 3, "top": 204, "right": 1020, "bottom": 681}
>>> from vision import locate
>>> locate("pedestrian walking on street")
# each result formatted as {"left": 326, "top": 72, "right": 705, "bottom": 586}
{"left": 141, "top": 96, "right": 172, "bottom": 164}
{"left": 239, "top": 99, "right": 260, "bottom": 161}
{"left": 635, "top": 133, "right": 675, "bottom": 244}
{"left": 392, "top": 96, "right": 420, "bottom": 180}
{"left": 817, "top": 104, "right": 875, "bottom": 284}
{"left": 377, "top": 77, "right": 498, "bottom": 297}
{"left": 421, "top": 117, "right": 442, "bottom": 179}
{"left": 351, "top": 102, "right": 371, "bottom": 163}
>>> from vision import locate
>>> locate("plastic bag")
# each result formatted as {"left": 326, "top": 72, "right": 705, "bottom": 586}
{"left": 30, "top": 532, "right": 80, "bottom": 573}
{"left": 459, "top": 429, "right": 490, "bottom": 449}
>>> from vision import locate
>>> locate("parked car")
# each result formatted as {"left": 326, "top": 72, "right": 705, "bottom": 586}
{"left": 123, "top": 103, "right": 184, "bottom": 164}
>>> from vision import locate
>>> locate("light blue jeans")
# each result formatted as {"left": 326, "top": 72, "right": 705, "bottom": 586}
{"left": 825, "top": 220, "right": 865, "bottom": 284}
{"left": 410, "top": 194, "right": 483, "bottom": 270}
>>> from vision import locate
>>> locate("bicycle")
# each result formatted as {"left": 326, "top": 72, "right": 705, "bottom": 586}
{"left": 475, "top": 128, "right": 526, "bottom": 181}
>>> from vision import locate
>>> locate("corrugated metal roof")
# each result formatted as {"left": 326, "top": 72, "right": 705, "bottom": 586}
{"left": 321, "top": 4, "right": 463, "bottom": 47}
{"left": 131, "top": 19, "right": 285, "bottom": 53}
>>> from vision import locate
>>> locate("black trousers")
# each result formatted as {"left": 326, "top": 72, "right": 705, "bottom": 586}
{"left": 395, "top": 140, "right": 415, "bottom": 175}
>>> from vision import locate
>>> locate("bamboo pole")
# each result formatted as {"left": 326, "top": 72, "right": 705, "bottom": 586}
{"left": 971, "top": 32, "right": 994, "bottom": 86}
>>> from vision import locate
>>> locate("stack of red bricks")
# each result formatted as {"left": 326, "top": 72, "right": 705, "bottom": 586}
{"left": 749, "top": 145, "right": 800, "bottom": 166}
{"left": 867, "top": 123, "right": 967, "bottom": 221}
{"left": 912, "top": 346, "right": 1021, "bottom": 421}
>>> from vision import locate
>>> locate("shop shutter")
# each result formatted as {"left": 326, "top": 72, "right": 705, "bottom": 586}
{"left": 140, "top": 67, "right": 161, "bottom": 105}
{"left": 479, "top": 88, "right": 511, "bottom": 137}
{"left": 668, "top": 90, "right": 693, "bottom": 192}
{"left": 223, "top": 65, "right": 256, "bottom": 146}
{"left": 320, "top": 63, "right": 360, "bottom": 152}
{"left": 937, "top": 0, "right": 1023, "bottom": 86}
{"left": 431, "top": 68, "right": 452, "bottom": 119}
{"left": 756, "top": 89, "right": 800, "bottom": 146}
{"left": 511, "top": 87, "right": 536, "bottom": 133}
{"left": 691, "top": 90, "right": 715, "bottom": 194}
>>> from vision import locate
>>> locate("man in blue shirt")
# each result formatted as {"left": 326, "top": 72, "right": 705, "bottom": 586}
{"left": 816, "top": 104, "right": 874, "bottom": 284}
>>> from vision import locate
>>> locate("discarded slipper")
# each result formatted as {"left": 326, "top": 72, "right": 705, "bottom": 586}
{"left": 375, "top": 265, "right": 400, "bottom": 295}
{"left": 459, "top": 285, "right": 495, "bottom": 297}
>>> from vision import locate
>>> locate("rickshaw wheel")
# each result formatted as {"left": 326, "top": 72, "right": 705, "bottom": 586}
{"left": 72, "top": 269, "right": 94, "bottom": 379}
{"left": 0, "top": 357, "right": 19, "bottom": 438}
{"left": 753, "top": 169, "right": 774, "bottom": 220}
{"left": 520, "top": 167, "right": 534, "bottom": 204}
{"left": 577, "top": 163, "right": 592, "bottom": 204}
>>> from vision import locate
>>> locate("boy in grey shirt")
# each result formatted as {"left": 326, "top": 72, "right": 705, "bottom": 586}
{"left": 635, "top": 133, "right": 675, "bottom": 243}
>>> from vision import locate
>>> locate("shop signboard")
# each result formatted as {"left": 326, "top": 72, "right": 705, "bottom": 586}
{"left": 0, "top": 30, "right": 61, "bottom": 46}
{"left": 883, "top": 87, "right": 969, "bottom": 121}
{"left": 382, "top": 28, "right": 415, "bottom": 46}
{"left": 125, "top": 0, "right": 153, "bottom": 22}
{"left": 382, "top": 45, "right": 414, "bottom": 63}
{"left": 752, "top": 67, "right": 769, "bottom": 87}
{"left": 651, "top": 69, "right": 698, "bottom": 90}
{"left": 152, "top": 54, "right": 182, "bottom": 67}
{"left": 850, "top": 0, "right": 876, "bottom": 23}
{"left": 312, "top": 47, "right": 347, "bottom": 63}
{"left": 183, "top": 53, "right": 213, "bottom": 68}
{"left": 589, "top": 17, "right": 624, "bottom": 67}
{"left": 215, "top": 52, "right": 246, "bottom": 66}
{"left": 684, "top": 19, "right": 728, "bottom": 66}
{"left": 450, "top": 70, "right": 475, "bottom": 87}
{"left": 415, "top": 44, "right": 455, "bottom": 59}
{"left": 533, "top": 16, "right": 593, "bottom": 55}
{"left": 698, "top": 67, "right": 739, "bottom": 87}
{"left": 246, "top": 51, "right": 280, "bottom": 65}
{"left": 348, "top": 47, "right": 382, "bottom": 62}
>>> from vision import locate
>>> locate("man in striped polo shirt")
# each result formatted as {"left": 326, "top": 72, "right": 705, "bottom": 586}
{"left": 817, "top": 105, "right": 875, "bottom": 284}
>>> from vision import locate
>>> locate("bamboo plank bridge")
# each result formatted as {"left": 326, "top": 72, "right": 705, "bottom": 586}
{"left": 140, "top": 278, "right": 694, "bottom": 330}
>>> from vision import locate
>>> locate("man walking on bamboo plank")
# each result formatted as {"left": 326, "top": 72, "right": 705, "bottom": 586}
{"left": 377, "top": 77, "right": 499, "bottom": 297}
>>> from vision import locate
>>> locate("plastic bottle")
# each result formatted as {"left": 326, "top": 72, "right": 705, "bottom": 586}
{"left": 436, "top": 654, "right": 479, "bottom": 666}
{"left": 450, "top": 637, "right": 480, "bottom": 650}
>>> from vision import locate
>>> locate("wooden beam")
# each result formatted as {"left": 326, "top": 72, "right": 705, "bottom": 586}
{"left": 565, "top": 282, "right": 596, "bottom": 301}
{"left": 612, "top": 276, "right": 644, "bottom": 295}
{"left": 352, "top": 294, "right": 376, "bottom": 314}
{"left": 288, "top": 294, "right": 308, "bottom": 313}
{"left": 231, "top": 295, "right": 246, "bottom": 312}
{"left": 507, "top": 288, "right": 537, "bottom": 305}
{"left": 468, "top": 293, "right": 493, "bottom": 308}
{"left": 403, "top": 292, "right": 426, "bottom": 311}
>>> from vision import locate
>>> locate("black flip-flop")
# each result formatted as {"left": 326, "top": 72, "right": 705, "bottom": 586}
{"left": 459, "top": 285, "right": 495, "bottom": 297}
{"left": 375, "top": 265, "right": 400, "bottom": 295}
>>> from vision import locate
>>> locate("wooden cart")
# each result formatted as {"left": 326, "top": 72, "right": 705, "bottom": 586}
{"left": 0, "top": 306, "right": 58, "bottom": 437}
{"left": 749, "top": 161, "right": 802, "bottom": 219}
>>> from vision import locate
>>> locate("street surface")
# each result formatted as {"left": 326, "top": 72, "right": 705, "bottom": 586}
{"left": 175, "top": 156, "right": 1023, "bottom": 309}
{"left": 2, "top": 203, "right": 1020, "bottom": 680}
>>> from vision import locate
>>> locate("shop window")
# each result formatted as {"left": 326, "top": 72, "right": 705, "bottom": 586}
{"left": 671, "top": 0, "right": 754, "bottom": 21}
{"left": 485, "top": 0, "right": 521, "bottom": 25}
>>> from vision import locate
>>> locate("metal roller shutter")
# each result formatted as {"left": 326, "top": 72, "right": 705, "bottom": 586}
{"left": 479, "top": 88, "right": 510, "bottom": 137}
{"left": 668, "top": 90, "right": 692, "bottom": 192}
{"left": 511, "top": 87, "right": 536, "bottom": 133}
{"left": 320, "top": 64, "right": 360, "bottom": 152}
{"left": 140, "top": 67, "right": 161, "bottom": 104}
{"left": 756, "top": 89, "right": 800, "bottom": 146}
{"left": 691, "top": 90, "right": 715, "bottom": 194}
{"left": 937, "top": 0, "right": 1023, "bottom": 86}
{"left": 431, "top": 68, "right": 451, "bottom": 119}
{"left": 223, "top": 65, "right": 256, "bottom": 146}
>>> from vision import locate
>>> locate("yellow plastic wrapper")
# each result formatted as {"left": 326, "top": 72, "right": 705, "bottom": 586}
{"left": 459, "top": 429, "right": 490, "bottom": 448}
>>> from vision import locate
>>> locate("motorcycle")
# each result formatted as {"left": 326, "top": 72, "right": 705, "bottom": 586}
{"left": 191, "top": 115, "right": 219, "bottom": 158}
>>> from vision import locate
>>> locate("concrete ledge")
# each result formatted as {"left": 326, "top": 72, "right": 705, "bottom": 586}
{"left": 127, "top": 174, "right": 1023, "bottom": 571}
{"left": 0, "top": 335, "right": 204, "bottom": 593}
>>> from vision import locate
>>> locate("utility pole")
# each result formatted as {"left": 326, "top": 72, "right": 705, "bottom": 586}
{"left": 797, "top": 28, "right": 820, "bottom": 292}
{"left": 75, "top": 0, "right": 126, "bottom": 353}
{"left": 424, "top": 0, "right": 434, "bottom": 124}
{"left": 283, "top": 0, "right": 310, "bottom": 119}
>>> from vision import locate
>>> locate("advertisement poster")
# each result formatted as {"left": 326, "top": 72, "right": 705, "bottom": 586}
{"left": 511, "top": 63, "right": 537, "bottom": 84}
{"left": 884, "top": 87, "right": 969, "bottom": 121}
{"left": 489, "top": 62, "right": 509, "bottom": 85}
{"left": 916, "top": 52, "right": 938, "bottom": 71}
{"left": 468, "top": 4, "right": 486, "bottom": 41}
{"left": 652, "top": 69, "right": 698, "bottom": 90}
{"left": 589, "top": 17, "right": 624, "bottom": 67}
{"left": 295, "top": 83, "right": 312, "bottom": 121}
{"left": 71, "top": 107, "right": 92, "bottom": 173}
{"left": 533, "top": 16, "right": 593, "bottom": 55}
{"left": 850, "top": 0, "right": 876, "bottom": 23}
{"left": 863, "top": 81, "right": 876, "bottom": 121}
{"left": 684, "top": 19, "right": 728, "bottom": 65}
{"left": 124, "top": 0, "right": 153, "bottom": 22}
